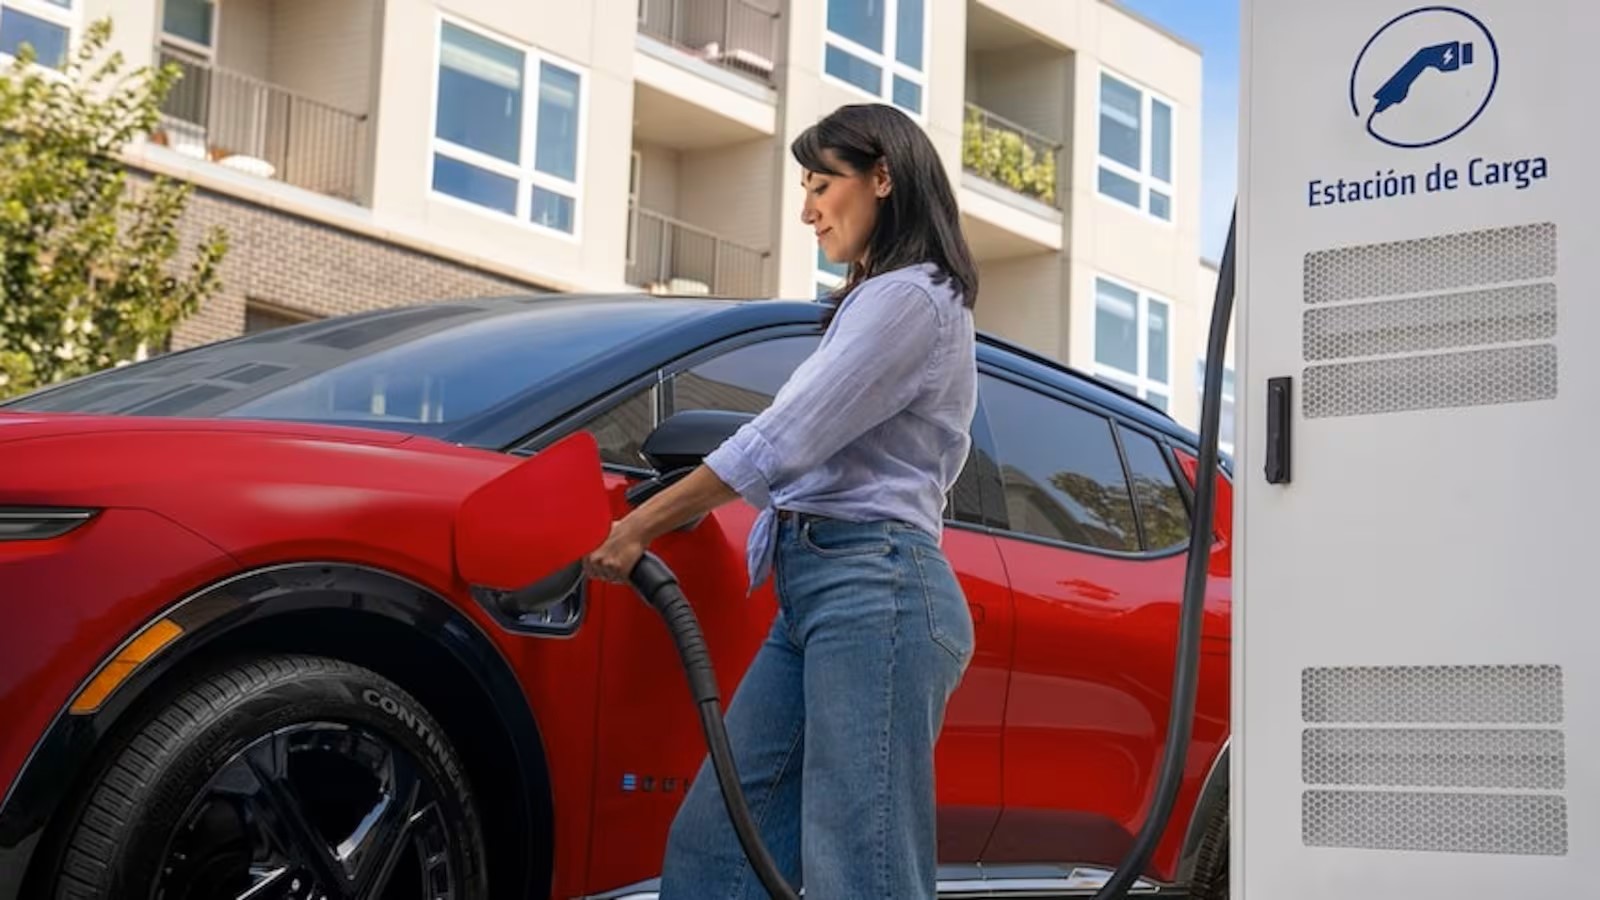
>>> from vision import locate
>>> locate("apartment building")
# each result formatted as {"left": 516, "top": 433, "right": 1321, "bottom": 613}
{"left": 2, "top": 0, "right": 1217, "bottom": 429}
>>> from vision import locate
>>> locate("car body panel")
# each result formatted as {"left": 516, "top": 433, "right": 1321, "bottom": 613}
{"left": 0, "top": 295, "right": 1232, "bottom": 898}
{"left": 982, "top": 519, "right": 1232, "bottom": 880}
{"left": 0, "top": 421, "right": 618, "bottom": 898}
{"left": 0, "top": 507, "right": 237, "bottom": 809}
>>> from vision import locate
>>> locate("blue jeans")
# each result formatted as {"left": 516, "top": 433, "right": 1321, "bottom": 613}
{"left": 658, "top": 513, "right": 975, "bottom": 899}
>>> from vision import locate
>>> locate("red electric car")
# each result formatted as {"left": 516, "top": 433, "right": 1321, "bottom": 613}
{"left": 0, "top": 294, "right": 1232, "bottom": 900}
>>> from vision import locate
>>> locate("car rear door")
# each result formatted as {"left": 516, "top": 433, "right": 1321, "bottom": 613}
{"left": 974, "top": 370, "right": 1231, "bottom": 883}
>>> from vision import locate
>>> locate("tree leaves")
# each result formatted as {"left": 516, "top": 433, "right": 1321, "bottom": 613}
{"left": 0, "top": 19, "right": 228, "bottom": 398}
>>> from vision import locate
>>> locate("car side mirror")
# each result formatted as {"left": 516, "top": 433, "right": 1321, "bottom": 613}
{"left": 626, "top": 409, "right": 754, "bottom": 510}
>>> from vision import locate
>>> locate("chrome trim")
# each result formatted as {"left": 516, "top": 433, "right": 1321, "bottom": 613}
{"left": 1197, "top": 736, "right": 1231, "bottom": 805}
{"left": 0, "top": 506, "right": 99, "bottom": 540}
{"left": 937, "top": 864, "right": 1170, "bottom": 897}
{"left": 578, "top": 864, "right": 1178, "bottom": 899}
{"left": 0, "top": 509, "right": 96, "bottom": 519}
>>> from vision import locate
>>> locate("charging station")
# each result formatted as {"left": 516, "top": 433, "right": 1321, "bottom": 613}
{"left": 1234, "top": 1, "right": 1592, "bottom": 896}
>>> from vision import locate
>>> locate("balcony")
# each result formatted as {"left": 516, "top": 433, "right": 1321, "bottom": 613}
{"left": 638, "top": 0, "right": 780, "bottom": 87}
{"left": 633, "top": 0, "right": 780, "bottom": 151}
{"left": 142, "top": 0, "right": 377, "bottom": 205}
{"left": 151, "top": 47, "right": 370, "bottom": 204}
{"left": 959, "top": 103, "right": 1064, "bottom": 260}
{"left": 963, "top": 103, "right": 1062, "bottom": 209}
{"left": 626, "top": 205, "right": 768, "bottom": 298}
{"left": 960, "top": 2, "right": 1070, "bottom": 261}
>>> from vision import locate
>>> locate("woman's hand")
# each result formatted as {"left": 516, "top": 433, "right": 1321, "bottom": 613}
{"left": 580, "top": 465, "right": 742, "bottom": 585}
{"left": 584, "top": 518, "right": 647, "bottom": 584}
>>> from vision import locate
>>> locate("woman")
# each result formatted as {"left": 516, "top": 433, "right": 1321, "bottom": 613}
{"left": 583, "top": 102, "right": 980, "bottom": 899}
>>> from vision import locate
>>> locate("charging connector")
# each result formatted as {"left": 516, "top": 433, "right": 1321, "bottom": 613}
{"left": 1373, "top": 41, "right": 1474, "bottom": 113}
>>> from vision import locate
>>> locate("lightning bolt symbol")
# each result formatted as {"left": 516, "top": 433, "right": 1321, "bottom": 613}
{"left": 1444, "top": 47, "right": 1454, "bottom": 65}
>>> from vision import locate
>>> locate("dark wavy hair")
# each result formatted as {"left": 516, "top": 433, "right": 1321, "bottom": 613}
{"left": 792, "top": 103, "right": 978, "bottom": 318}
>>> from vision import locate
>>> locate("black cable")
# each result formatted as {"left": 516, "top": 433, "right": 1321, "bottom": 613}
{"left": 1093, "top": 203, "right": 1237, "bottom": 899}
{"left": 630, "top": 553, "right": 800, "bottom": 900}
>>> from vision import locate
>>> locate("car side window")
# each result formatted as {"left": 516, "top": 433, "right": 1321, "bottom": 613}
{"left": 945, "top": 437, "right": 998, "bottom": 527}
{"left": 1118, "top": 425, "right": 1192, "bottom": 552}
{"left": 980, "top": 374, "right": 1140, "bottom": 553}
{"left": 669, "top": 336, "right": 821, "bottom": 415}
{"left": 575, "top": 385, "right": 657, "bottom": 469}
{"left": 572, "top": 334, "right": 821, "bottom": 471}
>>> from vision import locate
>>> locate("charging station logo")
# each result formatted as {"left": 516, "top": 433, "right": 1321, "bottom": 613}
{"left": 1350, "top": 6, "right": 1499, "bottom": 148}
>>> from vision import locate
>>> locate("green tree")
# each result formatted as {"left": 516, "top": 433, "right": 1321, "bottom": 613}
{"left": 0, "top": 18, "right": 227, "bottom": 399}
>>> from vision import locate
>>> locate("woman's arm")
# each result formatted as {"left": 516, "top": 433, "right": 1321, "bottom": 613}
{"left": 582, "top": 465, "right": 738, "bottom": 583}
{"left": 585, "top": 277, "right": 940, "bottom": 582}
{"left": 627, "top": 465, "right": 739, "bottom": 541}
{"left": 703, "top": 279, "right": 941, "bottom": 507}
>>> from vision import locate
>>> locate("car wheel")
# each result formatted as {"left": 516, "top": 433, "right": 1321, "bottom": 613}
{"left": 50, "top": 654, "right": 489, "bottom": 900}
{"left": 1188, "top": 806, "right": 1229, "bottom": 900}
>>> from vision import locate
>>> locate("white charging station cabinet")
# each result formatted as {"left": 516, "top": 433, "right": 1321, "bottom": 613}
{"left": 1234, "top": 1, "right": 1595, "bottom": 896}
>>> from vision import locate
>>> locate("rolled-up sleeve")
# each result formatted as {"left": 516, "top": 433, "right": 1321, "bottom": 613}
{"left": 703, "top": 278, "right": 941, "bottom": 507}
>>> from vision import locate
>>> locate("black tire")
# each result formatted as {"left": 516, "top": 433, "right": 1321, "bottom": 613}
{"left": 1187, "top": 806, "right": 1229, "bottom": 900}
{"left": 50, "top": 654, "right": 489, "bottom": 900}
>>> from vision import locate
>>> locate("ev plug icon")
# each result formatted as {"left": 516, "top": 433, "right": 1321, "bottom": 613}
{"left": 1373, "top": 41, "right": 1474, "bottom": 114}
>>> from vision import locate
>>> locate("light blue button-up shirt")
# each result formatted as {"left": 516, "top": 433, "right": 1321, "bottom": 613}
{"left": 703, "top": 262, "right": 978, "bottom": 591}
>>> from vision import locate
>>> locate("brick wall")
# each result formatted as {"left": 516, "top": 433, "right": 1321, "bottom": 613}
{"left": 144, "top": 173, "right": 550, "bottom": 350}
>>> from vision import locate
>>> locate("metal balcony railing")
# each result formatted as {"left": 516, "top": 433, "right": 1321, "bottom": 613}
{"left": 627, "top": 205, "right": 768, "bottom": 298}
{"left": 638, "top": 0, "right": 781, "bottom": 86}
{"left": 153, "top": 45, "right": 371, "bottom": 204}
{"left": 962, "top": 103, "right": 1064, "bottom": 208}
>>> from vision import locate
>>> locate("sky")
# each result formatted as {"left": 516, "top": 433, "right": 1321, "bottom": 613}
{"left": 1113, "top": 0, "right": 1238, "bottom": 263}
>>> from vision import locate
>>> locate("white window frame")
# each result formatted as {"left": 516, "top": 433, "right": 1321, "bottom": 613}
{"left": 814, "top": 268, "right": 844, "bottom": 299}
{"left": 625, "top": 149, "right": 641, "bottom": 266}
{"left": 0, "top": 0, "right": 79, "bottom": 68}
{"left": 158, "top": 0, "right": 216, "bottom": 59}
{"left": 820, "top": 0, "right": 929, "bottom": 121}
{"left": 814, "top": 246, "right": 847, "bottom": 299}
{"left": 1095, "top": 66, "right": 1176, "bottom": 224}
{"left": 1092, "top": 274, "right": 1173, "bottom": 410}
{"left": 1196, "top": 357, "right": 1236, "bottom": 455}
{"left": 427, "top": 13, "right": 588, "bottom": 242}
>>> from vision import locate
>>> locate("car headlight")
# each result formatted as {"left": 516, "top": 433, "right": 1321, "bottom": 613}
{"left": 0, "top": 507, "right": 99, "bottom": 540}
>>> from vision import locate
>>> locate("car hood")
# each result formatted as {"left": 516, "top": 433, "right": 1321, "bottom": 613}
{"left": 0, "top": 412, "right": 533, "bottom": 593}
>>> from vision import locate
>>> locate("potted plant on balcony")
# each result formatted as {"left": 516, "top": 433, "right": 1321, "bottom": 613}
{"left": 962, "top": 106, "right": 1057, "bottom": 206}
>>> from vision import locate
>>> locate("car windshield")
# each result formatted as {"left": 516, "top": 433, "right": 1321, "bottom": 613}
{"left": 3, "top": 298, "right": 716, "bottom": 434}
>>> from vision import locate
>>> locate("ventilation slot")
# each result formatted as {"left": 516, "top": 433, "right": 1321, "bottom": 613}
{"left": 124, "top": 384, "right": 231, "bottom": 416}
{"left": 1303, "top": 728, "right": 1564, "bottom": 789}
{"left": 1302, "top": 791, "right": 1567, "bottom": 856}
{"left": 1301, "top": 664, "right": 1567, "bottom": 857}
{"left": 1303, "top": 345, "right": 1557, "bottom": 418}
{"left": 1300, "top": 222, "right": 1558, "bottom": 418}
{"left": 1303, "top": 222, "right": 1557, "bottom": 304}
{"left": 1303, "top": 283, "right": 1557, "bottom": 361}
{"left": 1302, "top": 664, "right": 1563, "bottom": 724}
